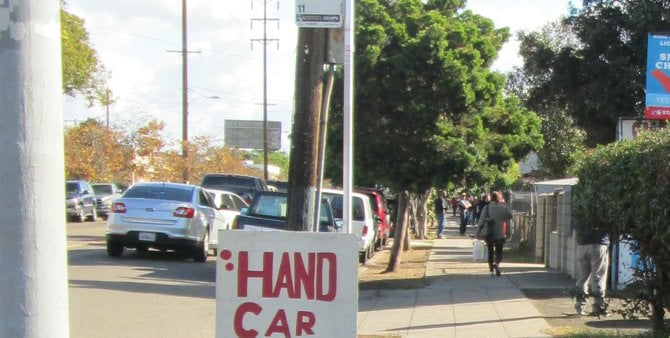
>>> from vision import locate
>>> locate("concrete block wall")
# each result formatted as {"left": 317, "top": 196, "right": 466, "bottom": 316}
{"left": 534, "top": 186, "right": 578, "bottom": 278}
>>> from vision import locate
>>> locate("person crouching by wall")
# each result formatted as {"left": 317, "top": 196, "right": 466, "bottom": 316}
{"left": 476, "top": 191, "right": 513, "bottom": 277}
{"left": 574, "top": 224, "right": 610, "bottom": 316}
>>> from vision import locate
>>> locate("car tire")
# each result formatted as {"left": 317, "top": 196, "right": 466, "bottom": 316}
{"left": 107, "top": 240, "right": 124, "bottom": 257}
{"left": 359, "top": 251, "right": 367, "bottom": 264}
{"left": 86, "top": 208, "right": 97, "bottom": 222}
{"left": 193, "top": 231, "right": 209, "bottom": 262}
{"left": 367, "top": 243, "right": 374, "bottom": 260}
{"left": 77, "top": 209, "right": 85, "bottom": 222}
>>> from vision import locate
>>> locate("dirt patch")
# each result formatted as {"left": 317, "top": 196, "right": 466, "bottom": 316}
{"left": 358, "top": 242, "right": 430, "bottom": 290}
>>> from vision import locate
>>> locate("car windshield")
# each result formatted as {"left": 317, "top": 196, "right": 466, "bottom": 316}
{"left": 250, "top": 194, "right": 288, "bottom": 218}
{"left": 93, "top": 185, "right": 113, "bottom": 195}
{"left": 65, "top": 182, "right": 78, "bottom": 193}
{"left": 323, "top": 193, "right": 365, "bottom": 221}
{"left": 123, "top": 185, "right": 193, "bottom": 202}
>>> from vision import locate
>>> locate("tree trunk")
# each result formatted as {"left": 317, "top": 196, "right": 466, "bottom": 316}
{"left": 386, "top": 191, "right": 409, "bottom": 272}
{"left": 403, "top": 193, "right": 415, "bottom": 251}
{"left": 415, "top": 188, "right": 432, "bottom": 239}
{"left": 650, "top": 266, "right": 666, "bottom": 332}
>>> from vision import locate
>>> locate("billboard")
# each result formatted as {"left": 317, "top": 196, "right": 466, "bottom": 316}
{"left": 645, "top": 33, "right": 670, "bottom": 119}
{"left": 225, "top": 120, "right": 281, "bottom": 151}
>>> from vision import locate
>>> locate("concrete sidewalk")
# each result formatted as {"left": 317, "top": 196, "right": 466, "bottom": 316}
{"left": 357, "top": 215, "right": 574, "bottom": 337}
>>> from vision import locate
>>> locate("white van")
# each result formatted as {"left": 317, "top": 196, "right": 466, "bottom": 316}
{"left": 321, "top": 188, "right": 377, "bottom": 263}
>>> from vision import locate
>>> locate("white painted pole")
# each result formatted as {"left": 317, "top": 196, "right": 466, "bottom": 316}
{"left": 0, "top": 1, "right": 69, "bottom": 336}
{"left": 342, "top": 0, "right": 354, "bottom": 233}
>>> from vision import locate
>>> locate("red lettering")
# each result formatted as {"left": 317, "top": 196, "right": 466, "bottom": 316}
{"left": 271, "top": 252, "right": 296, "bottom": 298}
{"left": 296, "top": 311, "right": 316, "bottom": 336}
{"left": 293, "top": 253, "right": 315, "bottom": 300}
{"left": 233, "top": 302, "right": 262, "bottom": 338}
{"left": 237, "top": 251, "right": 336, "bottom": 302}
{"left": 238, "top": 252, "right": 274, "bottom": 297}
{"left": 265, "top": 309, "right": 291, "bottom": 337}
{"left": 316, "top": 253, "right": 337, "bottom": 301}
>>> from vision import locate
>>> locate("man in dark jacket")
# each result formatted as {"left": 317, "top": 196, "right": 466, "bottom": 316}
{"left": 574, "top": 224, "right": 610, "bottom": 316}
{"left": 434, "top": 191, "right": 448, "bottom": 239}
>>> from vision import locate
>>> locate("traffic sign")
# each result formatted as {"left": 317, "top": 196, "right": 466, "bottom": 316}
{"left": 295, "top": 0, "right": 343, "bottom": 28}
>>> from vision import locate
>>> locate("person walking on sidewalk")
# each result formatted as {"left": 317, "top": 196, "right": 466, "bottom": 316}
{"left": 574, "top": 224, "right": 610, "bottom": 316}
{"left": 450, "top": 196, "right": 458, "bottom": 217}
{"left": 476, "top": 191, "right": 512, "bottom": 277}
{"left": 457, "top": 193, "right": 471, "bottom": 235}
{"left": 434, "top": 190, "right": 449, "bottom": 239}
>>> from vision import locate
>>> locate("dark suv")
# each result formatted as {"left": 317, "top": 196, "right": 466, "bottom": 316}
{"left": 200, "top": 174, "right": 269, "bottom": 204}
{"left": 65, "top": 180, "right": 97, "bottom": 222}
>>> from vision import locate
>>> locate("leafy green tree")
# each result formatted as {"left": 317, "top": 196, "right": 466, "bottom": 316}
{"left": 324, "top": 0, "right": 543, "bottom": 270}
{"left": 326, "top": 0, "right": 542, "bottom": 194}
{"left": 505, "top": 20, "right": 586, "bottom": 178}
{"left": 61, "top": 2, "right": 110, "bottom": 105}
{"left": 518, "top": 0, "right": 670, "bottom": 146}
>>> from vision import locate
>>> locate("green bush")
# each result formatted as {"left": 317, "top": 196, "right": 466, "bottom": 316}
{"left": 573, "top": 128, "right": 670, "bottom": 331}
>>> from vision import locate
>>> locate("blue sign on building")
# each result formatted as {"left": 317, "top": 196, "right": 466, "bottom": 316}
{"left": 646, "top": 33, "right": 670, "bottom": 119}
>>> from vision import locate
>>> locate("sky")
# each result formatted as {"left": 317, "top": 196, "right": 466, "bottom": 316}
{"left": 62, "top": 0, "right": 574, "bottom": 152}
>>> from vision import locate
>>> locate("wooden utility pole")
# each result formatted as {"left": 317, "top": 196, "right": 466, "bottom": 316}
{"left": 286, "top": 28, "right": 327, "bottom": 231}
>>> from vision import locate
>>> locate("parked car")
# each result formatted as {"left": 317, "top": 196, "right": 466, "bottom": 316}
{"left": 232, "top": 191, "right": 338, "bottom": 233}
{"left": 203, "top": 188, "right": 248, "bottom": 254}
{"left": 65, "top": 180, "right": 97, "bottom": 222}
{"left": 105, "top": 182, "right": 224, "bottom": 262}
{"left": 200, "top": 174, "right": 269, "bottom": 204}
{"left": 321, "top": 189, "right": 378, "bottom": 263}
{"left": 355, "top": 187, "right": 391, "bottom": 250}
{"left": 92, "top": 183, "right": 123, "bottom": 220}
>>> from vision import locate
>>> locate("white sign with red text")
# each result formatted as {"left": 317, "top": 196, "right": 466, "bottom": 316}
{"left": 216, "top": 230, "right": 358, "bottom": 338}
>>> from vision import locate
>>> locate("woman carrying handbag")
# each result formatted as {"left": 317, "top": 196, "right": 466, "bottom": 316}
{"left": 476, "top": 191, "right": 513, "bottom": 277}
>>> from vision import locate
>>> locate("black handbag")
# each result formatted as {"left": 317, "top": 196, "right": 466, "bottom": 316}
{"left": 477, "top": 206, "right": 494, "bottom": 239}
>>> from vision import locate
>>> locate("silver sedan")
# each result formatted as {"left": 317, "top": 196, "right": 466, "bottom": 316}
{"left": 105, "top": 182, "right": 222, "bottom": 262}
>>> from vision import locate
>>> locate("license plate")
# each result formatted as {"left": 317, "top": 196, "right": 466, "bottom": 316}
{"left": 138, "top": 232, "right": 156, "bottom": 242}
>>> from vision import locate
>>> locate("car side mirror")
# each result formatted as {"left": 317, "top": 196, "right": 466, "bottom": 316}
{"left": 334, "top": 219, "right": 343, "bottom": 229}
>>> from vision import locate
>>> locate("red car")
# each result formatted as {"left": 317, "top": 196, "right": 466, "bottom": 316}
{"left": 355, "top": 187, "right": 390, "bottom": 250}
